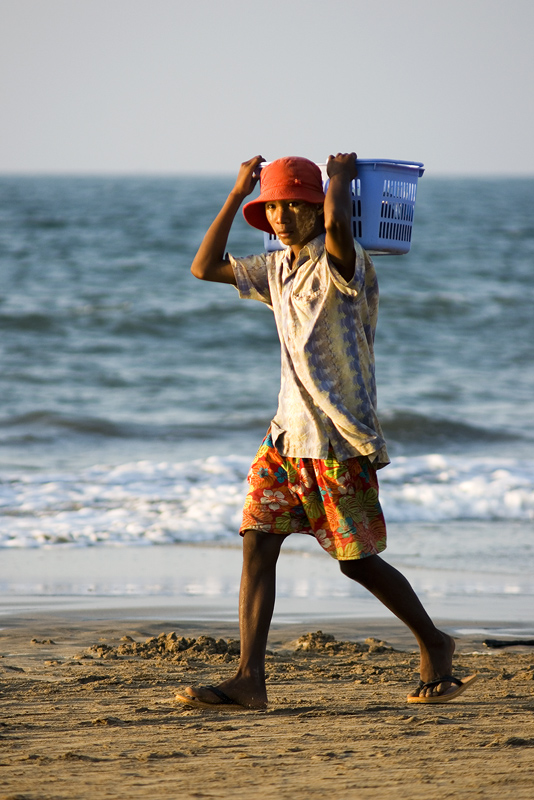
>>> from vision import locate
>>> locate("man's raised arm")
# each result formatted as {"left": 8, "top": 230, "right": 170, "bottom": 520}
{"left": 324, "top": 152, "right": 358, "bottom": 283}
{"left": 190, "top": 155, "right": 264, "bottom": 285}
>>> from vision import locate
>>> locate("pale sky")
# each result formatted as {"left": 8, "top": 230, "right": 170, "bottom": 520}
{"left": 1, "top": 0, "right": 533, "bottom": 176}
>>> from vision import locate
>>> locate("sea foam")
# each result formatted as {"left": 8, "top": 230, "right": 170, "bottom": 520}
{"left": 0, "top": 453, "right": 532, "bottom": 549}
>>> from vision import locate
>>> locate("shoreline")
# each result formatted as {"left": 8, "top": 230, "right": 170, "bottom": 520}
{"left": 1, "top": 541, "right": 533, "bottom": 636}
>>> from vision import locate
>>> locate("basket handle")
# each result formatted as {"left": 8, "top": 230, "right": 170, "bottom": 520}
{"left": 259, "top": 158, "right": 425, "bottom": 177}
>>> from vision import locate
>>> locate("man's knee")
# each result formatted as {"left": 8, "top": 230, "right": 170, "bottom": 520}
{"left": 339, "top": 554, "right": 379, "bottom": 581}
{"left": 242, "top": 529, "right": 286, "bottom": 568}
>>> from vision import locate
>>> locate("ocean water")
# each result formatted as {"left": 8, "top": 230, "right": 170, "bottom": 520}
{"left": 0, "top": 174, "right": 533, "bottom": 618}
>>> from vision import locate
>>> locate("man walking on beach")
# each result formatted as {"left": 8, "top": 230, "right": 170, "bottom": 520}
{"left": 177, "top": 153, "right": 477, "bottom": 709}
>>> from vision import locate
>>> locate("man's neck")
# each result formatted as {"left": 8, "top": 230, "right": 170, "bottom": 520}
{"left": 289, "top": 227, "right": 324, "bottom": 261}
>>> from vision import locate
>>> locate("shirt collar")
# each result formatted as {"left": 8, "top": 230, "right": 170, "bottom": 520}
{"left": 301, "top": 233, "right": 326, "bottom": 261}
{"left": 282, "top": 233, "right": 326, "bottom": 271}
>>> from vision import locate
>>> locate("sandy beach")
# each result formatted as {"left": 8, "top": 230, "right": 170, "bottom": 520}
{"left": 2, "top": 608, "right": 534, "bottom": 800}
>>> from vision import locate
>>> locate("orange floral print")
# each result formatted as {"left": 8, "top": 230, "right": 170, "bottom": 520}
{"left": 240, "top": 433, "right": 387, "bottom": 561}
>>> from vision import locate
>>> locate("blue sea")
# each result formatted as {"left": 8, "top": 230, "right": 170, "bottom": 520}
{"left": 0, "top": 173, "right": 533, "bottom": 624}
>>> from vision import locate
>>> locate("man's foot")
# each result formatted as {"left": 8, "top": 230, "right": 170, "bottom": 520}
{"left": 408, "top": 630, "right": 458, "bottom": 700}
{"left": 175, "top": 677, "right": 267, "bottom": 710}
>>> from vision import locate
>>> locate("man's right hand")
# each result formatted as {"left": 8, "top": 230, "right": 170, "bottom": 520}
{"left": 232, "top": 155, "right": 265, "bottom": 198}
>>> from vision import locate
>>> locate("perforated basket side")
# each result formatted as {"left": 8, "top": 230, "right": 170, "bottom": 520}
{"left": 355, "top": 161, "right": 423, "bottom": 255}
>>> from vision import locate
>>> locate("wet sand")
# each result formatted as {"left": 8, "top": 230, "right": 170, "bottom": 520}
{"left": 1, "top": 613, "right": 534, "bottom": 799}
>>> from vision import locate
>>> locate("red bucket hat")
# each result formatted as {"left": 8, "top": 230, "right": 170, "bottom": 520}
{"left": 243, "top": 157, "right": 325, "bottom": 234}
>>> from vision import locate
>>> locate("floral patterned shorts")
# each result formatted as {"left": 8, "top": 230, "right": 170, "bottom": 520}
{"left": 240, "top": 432, "right": 387, "bottom": 561}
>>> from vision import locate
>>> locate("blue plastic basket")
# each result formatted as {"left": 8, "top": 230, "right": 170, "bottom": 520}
{"left": 263, "top": 158, "right": 425, "bottom": 256}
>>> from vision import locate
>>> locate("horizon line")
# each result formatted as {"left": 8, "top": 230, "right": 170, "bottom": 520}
{"left": 1, "top": 169, "right": 533, "bottom": 179}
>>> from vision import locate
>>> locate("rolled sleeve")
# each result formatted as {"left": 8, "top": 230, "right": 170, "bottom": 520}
{"left": 229, "top": 252, "right": 272, "bottom": 306}
{"left": 327, "top": 241, "right": 369, "bottom": 297}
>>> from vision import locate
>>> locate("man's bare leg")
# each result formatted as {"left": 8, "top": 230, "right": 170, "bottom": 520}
{"left": 181, "top": 530, "right": 287, "bottom": 707}
{"left": 340, "top": 554, "right": 456, "bottom": 699}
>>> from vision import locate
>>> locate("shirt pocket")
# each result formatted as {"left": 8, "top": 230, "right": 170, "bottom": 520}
{"left": 292, "top": 287, "right": 323, "bottom": 303}
{"left": 291, "top": 274, "right": 325, "bottom": 303}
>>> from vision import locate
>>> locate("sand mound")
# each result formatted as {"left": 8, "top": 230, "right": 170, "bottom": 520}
{"left": 85, "top": 632, "right": 241, "bottom": 661}
{"left": 294, "top": 630, "right": 395, "bottom": 654}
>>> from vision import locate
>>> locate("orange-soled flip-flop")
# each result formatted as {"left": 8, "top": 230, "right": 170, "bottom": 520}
{"left": 175, "top": 685, "right": 252, "bottom": 710}
{"left": 407, "top": 673, "right": 479, "bottom": 704}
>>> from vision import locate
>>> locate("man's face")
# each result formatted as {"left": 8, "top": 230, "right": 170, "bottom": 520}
{"left": 265, "top": 200, "right": 323, "bottom": 248}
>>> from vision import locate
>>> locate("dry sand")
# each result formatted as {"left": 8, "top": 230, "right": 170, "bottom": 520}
{"left": 1, "top": 616, "right": 534, "bottom": 800}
